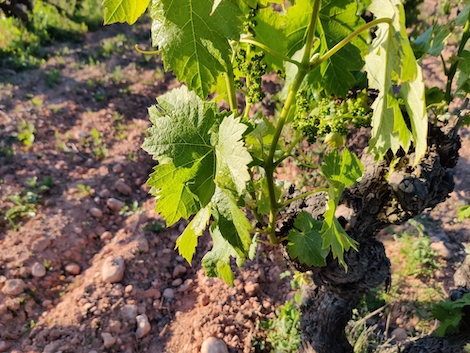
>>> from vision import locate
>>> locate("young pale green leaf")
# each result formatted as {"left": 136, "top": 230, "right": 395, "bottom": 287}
{"left": 399, "top": 67, "right": 428, "bottom": 164}
{"left": 142, "top": 86, "right": 217, "bottom": 216}
{"left": 176, "top": 207, "right": 211, "bottom": 263}
{"left": 321, "top": 200, "right": 357, "bottom": 269}
{"left": 150, "top": 0, "right": 241, "bottom": 97}
{"left": 253, "top": 178, "right": 283, "bottom": 216}
{"left": 287, "top": 211, "right": 328, "bottom": 267}
{"left": 307, "top": 0, "right": 368, "bottom": 97}
{"left": 103, "top": 0, "right": 150, "bottom": 24}
{"left": 365, "top": 0, "right": 427, "bottom": 162}
{"left": 321, "top": 148, "right": 363, "bottom": 189}
{"left": 147, "top": 162, "right": 200, "bottom": 226}
{"left": 284, "top": 0, "right": 312, "bottom": 58}
{"left": 215, "top": 115, "right": 252, "bottom": 195}
{"left": 245, "top": 117, "right": 277, "bottom": 163}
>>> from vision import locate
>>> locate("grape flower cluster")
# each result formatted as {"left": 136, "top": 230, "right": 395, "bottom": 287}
{"left": 235, "top": 9, "right": 267, "bottom": 104}
{"left": 292, "top": 90, "right": 372, "bottom": 144}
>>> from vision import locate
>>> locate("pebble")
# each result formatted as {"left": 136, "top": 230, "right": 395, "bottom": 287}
{"left": 2, "top": 279, "right": 26, "bottom": 296}
{"left": 31, "top": 262, "right": 46, "bottom": 278}
{"left": 90, "top": 207, "right": 103, "bottom": 218}
{"left": 200, "top": 337, "right": 229, "bottom": 353}
{"left": 115, "top": 180, "right": 132, "bottom": 195}
{"left": 107, "top": 198, "right": 124, "bottom": 212}
{"left": 112, "top": 163, "right": 123, "bottom": 173}
{"left": 172, "top": 278, "right": 183, "bottom": 287}
{"left": 98, "top": 189, "right": 111, "bottom": 198}
{"left": 135, "top": 314, "right": 151, "bottom": 338}
{"left": 173, "top": 264, "right": 187, "bottom": 278}
{"left": 65, "top": 263, "right": 80, "bottom": 275}
{"left": 121, "top": 304, "right": 138, "bottom": 321}
{"left": 31, "top": 237, "right": 51, "bottom": 252}
{"left": 101, "top": 332, "right": 116, "bottom": 348}
{"left": 162, "top": 288, "right": 175, "bottom": 299}
{"left": 137, "top": 237, "right": 150, "bottom": 253}
{"left": 0, "top": 341, "right": 12, "bottom": 352}
{"left": 102, "top": 257, "right": 125, "bottom": 283}
{"left": 101, "top": 231, "right": 113, "bottom": 241}
{"left": 391, "top": 327, "right": 408, "bottom": 342}
{"left": 430, "top": 241, "right": 452, "bottom": 260}
{"left": 43, "top": 340, "right": 61, "bottom": 353}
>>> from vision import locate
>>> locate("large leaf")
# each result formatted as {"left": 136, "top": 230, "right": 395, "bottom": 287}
{"left": 103, "top": 0, "right": 150, "bottom": 24}
{"left": 365, "top": 0, "right": 428, "bottom": 162}
{"left": 321, "top": 148, "right": 363, "bottom": 190}
{"left": 287, "top": 211, "right": 328, "bottom": 266}
{"left": 150, "top": 0, "right": 242, "bottom": 97}
{"left": 143, "top": 86, "right": 217, "bottom": 223}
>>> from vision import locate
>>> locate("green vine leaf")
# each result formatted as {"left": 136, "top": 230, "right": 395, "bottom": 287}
{"left": 307, "top": 0, "right": 368, "bottom": 97}
{"left": 287, "top": 211, "right": 328, "bottom": 267}
{"left": 176, "top": 207, "right": 211, "bottom": 263}
{"left": 456, "top": 50, "right": 470, "bottom": 95}
{"left": 202, "top": 187, "right": 252, "bottom": 285}
{"left": 215, "top": 115, "right": 252, "bottom": 195}
{"left": 150, "top": 0, "right": 241, "bottom": 97}
{"left": 103, "top": 0, "right": 150, "bottom": 24}
{"left": 320, "top": 148, "right": 362, "bottom": 268}
{"left": 365, "top": 0, "right": 428, "bottom": 162}
{"left": 432, "top": 293, "right": 470, "bottom": 336}
{"left": 412, "top": 24, "right": 450, "bottom": 59}
{"left": 142, "top": 86, "right": 217, "bottom": 224}
{"left": 321, "top": 200, "right": 357, "bottom": 269}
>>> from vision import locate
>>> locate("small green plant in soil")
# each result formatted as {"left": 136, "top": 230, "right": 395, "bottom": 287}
{"left": 393, "top": 219, "right": 442, "bottom": 279}
{"left": 45, "top": 68, "right": 61, "bottom": 88}
{"left": 15, "top": 119, "right": 35, "bottom": 147}
{"left": 432, "top": 292, "right": 470, "bottom": 336}
{"left": 81, "top": 128, "right": 108, "bottom": 159}
{"left": 2, "top": 176, "right": 53, "bottom": 229}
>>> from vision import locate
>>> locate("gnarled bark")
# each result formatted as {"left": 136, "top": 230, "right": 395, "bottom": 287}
{"left": 277, "top": 118, "right": 463, "bottom": 353}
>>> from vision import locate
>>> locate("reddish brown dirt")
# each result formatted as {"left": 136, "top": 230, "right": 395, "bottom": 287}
{"left": 0, "top": 9, "right": 470, "bottom": 353}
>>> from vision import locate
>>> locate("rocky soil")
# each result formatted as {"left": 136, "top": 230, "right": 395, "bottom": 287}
{"left": 1, "top": 6, "right": 470, "bottom": 353}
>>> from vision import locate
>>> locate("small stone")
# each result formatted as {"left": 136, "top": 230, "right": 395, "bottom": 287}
{"left": 65, "top": 263, "right": 80, "bottom": 275}
{"left": 121, "top": 304, "right": 138, "bottom": 321}
{"left": 107, "top": 198, "right": 124, "bottom": 212}
{"left": 172, "top": 278, "right": 183, "bottom": 287}
{"left": 31, "top": 237, "right": 51, "bottom": 252}
{"left": 162, "top": 288, "right": 175, "bottom": 299}
{"left": 244, "top": 282, "right": 259, "bottom": 296}
{"left": 136, "top": 237, "right": 149, "bottom": 253}
{"left": 101, "top": 333, "right": 116, "bottom": 348}
{"left": 3, "top": 174, "right": 15, "bottom": 185}
{"left": 5, "top": 298, "right": 21, "bottom": 311}
{"left": 43, "top": 340, "right": 61, "bottom": 353}
{"left": 31, "top": 262, "right": 46, "bottom": 278}
{"left": 2, "top": 279, "right": 26, "bottom": 296}
{"left": 98, "top": 189, "right": 111, "bottom": 198}
{"left": 200, "top": 337, "right": 229, "bottom": 353}
{"left": 430, "top": 241, "right": 452, "bottom": 260}
{"left": 173, "top": 264, "right": 187, "bottom": 278}
{"left": 112, "top": 164, "right": 123, "bottom": 173}
{"left": 135, "top": 314, "right": 151, "bottom": 338}
{"left": 101, "top": 231, "right": 113, "bottom": 241}
{"left": 90, "top": 207, "right": 103, "bottom": 218}
{"left": 125, "top": 285, "right": 133, "bottom": 293}
{"left": 115, "top": 179, "right": 132, "bottom": 195}
{"left": 0, "top": 341, "right": 12, "bottom": 352}
{"left": 391, "top": 327, "right": 408, "bottom": 342}
{"left": 42, "top": 300, "right": 52, "bottom": 308}
{"left": 73, "top": 227, "right": 83, "bottom": 234}
{"left": 102, "top": 257, "right": 125, "bottom": 283}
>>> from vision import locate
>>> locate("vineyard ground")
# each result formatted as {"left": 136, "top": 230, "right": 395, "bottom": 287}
{"left": 0, "top": 14, "right": 470, "bottom": 353}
